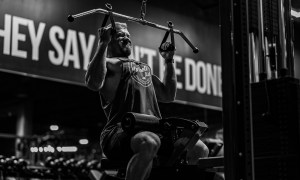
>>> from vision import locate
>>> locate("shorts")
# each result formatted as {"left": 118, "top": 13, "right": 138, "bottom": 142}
{"left": 102, "top": 127, "right": 134, "bottom": 162}
{"left": 101, "top": 127, "right": 174, "bottom": 163}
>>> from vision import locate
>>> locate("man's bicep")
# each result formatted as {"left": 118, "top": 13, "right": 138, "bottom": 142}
{"left": 100, "top": 75, "right": 115, "bottom": 102}
{"left": 100, "top": 60, "right": 120, "bottom": 102}
{"left": 152, "top": 75, "right": 167, "bottom": 102}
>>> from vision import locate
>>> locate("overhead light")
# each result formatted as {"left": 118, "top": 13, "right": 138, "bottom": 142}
{"left": 30, "top": 147, "right": 38, "bottom": 153}
{"left": 61, "top": 146, "right": 78, "bottom": 152}
{"left": 56, "top": 146, "right": 78, "bottom": 152}
{"left": 50, "top": 125, "right": 59, "bottom": 131}
{"left": 291, "top": 9, "right": 300, "bottom": 18}
{"left": 30, "top": 146, "right": 77, "bottom": 153}
{"left": 43, "top": 145, "right": 55, "bottom": 153}
{"left": 57, "top": 147, "right": 62, "bottom": 152}
{"left": 79, "top": 139, "right": 89, "bottom": 145}
{"left": 39, "top": 147, "right": 44, "bottom": 152}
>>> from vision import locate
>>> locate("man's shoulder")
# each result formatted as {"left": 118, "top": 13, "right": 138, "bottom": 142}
{"left": 107, "top": 57, "right": 136, "bottom": 63}
{"left": 107, "top": 57, "right": 142, "bottom": 65}
{"left": 106, "top": 57, "right": 122, "bottom": 65}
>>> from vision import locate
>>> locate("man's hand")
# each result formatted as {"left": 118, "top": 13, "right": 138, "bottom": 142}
{"left": 159, "top": 42, "right": 175, "bottom": 61}
{"left": 98, "top": 26, "right": 113, "bottom": 44}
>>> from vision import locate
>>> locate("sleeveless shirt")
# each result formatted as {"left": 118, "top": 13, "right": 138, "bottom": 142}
{"left": 99, "top": 58, "right": 162, "bottom": 146}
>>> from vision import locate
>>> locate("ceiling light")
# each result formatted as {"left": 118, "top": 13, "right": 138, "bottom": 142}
{"left": 50, "top": 125, "right": 59, "bottom": 131}
{"left": 79, "top": 139, "right": 89, "bottom": 145}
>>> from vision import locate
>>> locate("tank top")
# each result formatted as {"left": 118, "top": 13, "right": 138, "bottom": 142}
{"left": 99, "top": 58, "right": 162, "bottom": 146}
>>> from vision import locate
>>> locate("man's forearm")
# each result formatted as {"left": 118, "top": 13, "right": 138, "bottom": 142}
{"left": 85, "top": 42, "right": 108, "bottom": 91}
{"left": 163, "top": 61, "right": 177, "bottom": 100}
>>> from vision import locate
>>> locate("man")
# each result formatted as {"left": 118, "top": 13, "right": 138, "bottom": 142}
{"left": 85, "top": 22, "right": 208, "bottom": 180}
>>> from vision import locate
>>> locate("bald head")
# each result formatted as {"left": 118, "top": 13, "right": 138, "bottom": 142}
{"left": 115, "top": 22, "right": 128, "bottom": 32}
{"left": 105, "top": 22, "right": 128, "bottom": 33}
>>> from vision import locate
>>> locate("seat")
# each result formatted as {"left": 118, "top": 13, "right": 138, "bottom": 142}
{"left": 89, "top": 114, "right": 215, "bottom": 180}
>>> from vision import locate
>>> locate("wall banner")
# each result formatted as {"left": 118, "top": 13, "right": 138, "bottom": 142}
{"left": 0, "top": 0, "right": 222, "bottom": 110}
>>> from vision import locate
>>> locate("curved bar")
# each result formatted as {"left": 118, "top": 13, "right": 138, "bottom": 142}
{"left": 68, "top": 8, "right": 199, "bottom": 53}
{"left": 177, "top": 31, "right": 199, "bottom": 53}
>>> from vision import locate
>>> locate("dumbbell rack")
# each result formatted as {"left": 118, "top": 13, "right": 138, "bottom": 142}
{"left": 0, "top": 155, "right": 101, "bottom": 180}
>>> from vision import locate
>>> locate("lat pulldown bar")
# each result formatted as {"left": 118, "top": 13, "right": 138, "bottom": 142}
{"left": 67, "top": 3, "right": 199, "bottom": 53}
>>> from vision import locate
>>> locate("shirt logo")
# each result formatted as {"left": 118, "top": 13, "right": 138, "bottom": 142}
{"left": 130, "top": 62, "right": 152, "bottom": 87}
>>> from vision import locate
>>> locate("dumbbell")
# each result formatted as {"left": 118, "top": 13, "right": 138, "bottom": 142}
{"left": 44, "top": 156, "right": 55, "bottom": 168}
{"left": 14, "top": 158, "right": 28, "bottom": 171}
{"left": 75, "top": 159, "right": 88, "bottom": 175}
{"left": 0, "top": 155, "right": 6, "bottom": 170}
{"left": 86, "top": 159, "right": 100, "bottom": 170}
{"left": 4, "top": 156, "right": 17, "bottom": 172}
{"left": 64, "top": 158, "right": 78, "bottom": 172}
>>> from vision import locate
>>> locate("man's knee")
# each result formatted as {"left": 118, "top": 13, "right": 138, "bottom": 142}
{"left": 189, "top": 140, "right": 209, "bottom": 158}
{"left": 197, "top": 140, "right": 209, "bottom": 157}
{"left": 131, "top": 131, "right": 161, "bottom": 158}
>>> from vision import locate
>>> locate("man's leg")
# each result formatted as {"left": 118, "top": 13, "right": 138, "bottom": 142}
{"left": 125, "top": 131, "right": 161, "bottom": 180}
{"left": 186, "top": 139, "right": 209, "bottom": 165}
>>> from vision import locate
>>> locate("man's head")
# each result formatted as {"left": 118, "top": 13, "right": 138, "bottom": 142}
{"left": 106, "top": 22, "right": 132, "bottom": 58}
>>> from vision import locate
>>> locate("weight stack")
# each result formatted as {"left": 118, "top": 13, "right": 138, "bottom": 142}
{"left": 251, "top": 77, "right": 300, "bottom": 180}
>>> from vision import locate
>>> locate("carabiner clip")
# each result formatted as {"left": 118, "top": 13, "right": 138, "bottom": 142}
{"left": 100, "top": 3, "right": 116, "bottom": 35}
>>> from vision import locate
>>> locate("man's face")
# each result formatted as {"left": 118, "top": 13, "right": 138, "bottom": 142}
{"left": 111, "top": 28, "right": 132, "bottom": 57}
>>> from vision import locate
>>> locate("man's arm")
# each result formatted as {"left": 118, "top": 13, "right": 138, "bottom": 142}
{"left": 152, "top": 61, "right": 177, "bottom": 102}
{"left": 85, "top": 27, "right": 111, "bottom": 91}
{"left": 153, "top": 42, "right": 177, "bottom": 102}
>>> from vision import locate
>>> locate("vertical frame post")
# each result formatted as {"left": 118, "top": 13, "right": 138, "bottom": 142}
{"left": 220, "top": 0, "right": 255, "bottom": 179}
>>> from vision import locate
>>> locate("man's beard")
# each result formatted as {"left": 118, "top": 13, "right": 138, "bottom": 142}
{"left": 119, "top": 41, "right": 132, "bottom": 56}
